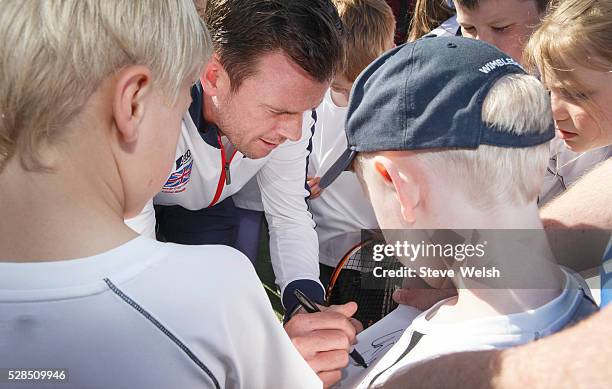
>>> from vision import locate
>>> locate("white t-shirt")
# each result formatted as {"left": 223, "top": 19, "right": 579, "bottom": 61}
{"left": 0, "top": 237, "right": 321, "bottom": 389}
{"left": 345, "top": 269, "right": 596, "bottom": 388}
{"left": 308, "top": 90, "right": 378, "bottom": 267}
{"left": 124, "top": 200, "right": 156, "bottom": 238}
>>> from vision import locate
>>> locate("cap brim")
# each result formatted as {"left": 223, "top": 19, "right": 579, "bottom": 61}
{"left": 319, "top": 148, "right": 358, "bottom": 189}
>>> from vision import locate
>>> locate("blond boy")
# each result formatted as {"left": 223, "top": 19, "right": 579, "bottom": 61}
{"left": 0, "top": 1, "right": 324, "bottom": 387}
{"left": 321, "top": 36, "right": 597, "bottom": 387}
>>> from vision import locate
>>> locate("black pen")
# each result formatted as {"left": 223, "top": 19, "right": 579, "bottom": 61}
{"left": 293, "top": 289, "right": 368, "bottom": 369}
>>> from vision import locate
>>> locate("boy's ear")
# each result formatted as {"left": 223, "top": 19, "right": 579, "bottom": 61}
{"left": 373, "top": 155, "right": 420, "bottom": 224}
{"left": 112, "top": 65, "right": 152, "bottom": 144}
{"left": 201, "top": 53, "right": 228, "bottom": 97}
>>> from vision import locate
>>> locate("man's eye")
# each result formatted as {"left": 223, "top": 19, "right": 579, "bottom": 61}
{"left": 461, "top": 26, "right": 476, "bottom": 34}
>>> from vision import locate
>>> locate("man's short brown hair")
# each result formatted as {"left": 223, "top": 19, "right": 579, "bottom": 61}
{"left": 333, "top": 0, "right": 396, "bottom": 82}
{"left": 205, "top": 0, "right": 344, "bottom": 91}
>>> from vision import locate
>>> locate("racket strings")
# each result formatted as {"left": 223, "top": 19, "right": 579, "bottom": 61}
{"left": 328, "top": 242, "right": 403, "bottom": 328}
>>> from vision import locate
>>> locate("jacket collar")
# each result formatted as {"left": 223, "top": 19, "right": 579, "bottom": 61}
{"left": 189, "top": 82, "right": 221, "bottom": 149}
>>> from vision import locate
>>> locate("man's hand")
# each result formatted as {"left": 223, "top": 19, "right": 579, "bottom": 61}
{"left": 307, "top": 176, "right": 323, "bottom": 199}
{"left": 285, "top": 302, "right": 363, "bottom": 388}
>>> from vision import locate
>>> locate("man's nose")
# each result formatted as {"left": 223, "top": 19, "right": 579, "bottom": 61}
{"left": 277, "top": 114, "right": 303, "bottom": 142}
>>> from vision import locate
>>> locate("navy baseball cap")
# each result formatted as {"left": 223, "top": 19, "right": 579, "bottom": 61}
{"left": 320, "top": 36, "right": 554, "bottom": 189}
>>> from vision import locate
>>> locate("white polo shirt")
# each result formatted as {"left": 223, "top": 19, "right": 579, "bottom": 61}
{"left": 343, "top": 269, "right": 596, "bottom": 388}
{"left": 0, "top": 237, "right": 322, "bottom": 389}
{"left": 307, "top": 90, "right": 378, "bottom": 267}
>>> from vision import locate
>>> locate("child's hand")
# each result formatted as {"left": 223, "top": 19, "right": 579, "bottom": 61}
{"left": 307, "top": 176, "right": 323, "bottom": 199}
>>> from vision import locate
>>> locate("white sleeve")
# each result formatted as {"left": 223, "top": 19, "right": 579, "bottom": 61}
{"left": 152, "top": 244, "right": 323, "bottom": 388}
{"left": 257, "top": 110, "right": 325, "bottom": 313}
{"left": 212, "top": 247, "right": 323, "bottom": 389}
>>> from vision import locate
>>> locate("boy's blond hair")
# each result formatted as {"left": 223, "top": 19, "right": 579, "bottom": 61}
{"left": 525, "top": 0, "right": 612, "bottom": 111}
{"left": 333, "top": 0, "right": 396, "bottom": 82}
{"left": 0, "top": 0, "right": 211, "bottom": 172}
{"left": 357, "top": 74, "right": 552, "bottom": 210}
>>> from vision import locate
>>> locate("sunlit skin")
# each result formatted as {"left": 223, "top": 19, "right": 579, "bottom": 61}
{"left": 0, "top": 66, "right": 195, "bottom": 261}
{"left": 202, "top": 51, "right": 329, "bottom": 159}
{"left": 455, "top": 0, "right": 542, "bottom": 65}
{"left": 548, "top": 61, "right": 612, "bottom": 152}
{"left": 123, "top": 82, "right": 194, "bottom": 217}
{"left": 329, "top": 75, "right": 353, "bottom": 108}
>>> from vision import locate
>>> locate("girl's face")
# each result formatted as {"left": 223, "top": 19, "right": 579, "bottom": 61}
{"left": 549, "top": 62, "right": 612, "bottom": 152}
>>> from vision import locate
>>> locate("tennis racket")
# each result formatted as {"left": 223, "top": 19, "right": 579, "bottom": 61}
{"left": 325, "top": 237, "right": 403, "bottom": 328}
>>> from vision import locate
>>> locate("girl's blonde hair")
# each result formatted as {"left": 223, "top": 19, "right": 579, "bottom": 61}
{"left": 525, "top": 0, "right": 612, "bottom": 99}
{"left": 0, "top": 0, "right": 211, "bottom": 171}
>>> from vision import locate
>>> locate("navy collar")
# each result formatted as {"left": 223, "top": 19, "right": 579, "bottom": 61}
{"left": 189, "top": 82, "right": 221, "bottom": 149}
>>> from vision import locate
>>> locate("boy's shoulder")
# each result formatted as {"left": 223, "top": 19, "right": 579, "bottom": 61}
{"left": 145, "top": 241, "right": 258, "bottom": 289}
{"left": 101, "top": 237, "right": 259, "bottom": 304}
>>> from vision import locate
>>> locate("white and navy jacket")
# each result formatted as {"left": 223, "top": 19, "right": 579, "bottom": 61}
{"left": 153, "top": 84, "right": 324, "bottom": 314}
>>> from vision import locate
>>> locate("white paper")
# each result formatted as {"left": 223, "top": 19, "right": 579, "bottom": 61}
{"left": 334, "top": 304, "right": 422, "bottom": 388}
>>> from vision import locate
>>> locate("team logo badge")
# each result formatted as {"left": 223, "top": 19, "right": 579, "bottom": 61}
{"left": 162, "top": 150, "right": 193, "bottom": 193}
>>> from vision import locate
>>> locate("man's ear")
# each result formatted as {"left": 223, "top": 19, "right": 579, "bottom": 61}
{"left": 112, "top": 65, "right": 152, "bottom": 144}
{"left": 373, "top": 156, "right": 420, "bottom": 224}
{"left": 201, "top": 53, "right": 228, "bottom": 97}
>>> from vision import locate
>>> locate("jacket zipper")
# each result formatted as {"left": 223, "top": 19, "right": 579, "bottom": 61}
{"left": 207, "top": 133, "right": 237, "bottom": 208}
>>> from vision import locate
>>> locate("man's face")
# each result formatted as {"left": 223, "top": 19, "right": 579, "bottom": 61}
{"left": 213, "top": 52, "right": 329, "bottom": 159}
{"left": 549, "top": 62, "right": 612, "bottom": 152}
{"left": 455, "top": 0, "right": 541, "bottom": 64}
